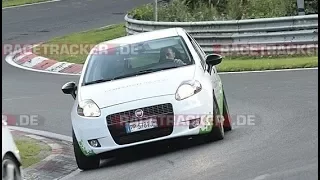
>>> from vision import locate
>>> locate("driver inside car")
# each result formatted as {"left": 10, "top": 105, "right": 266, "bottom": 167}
{"left": 160, "top": 46, "right": 187, "bottom": 65}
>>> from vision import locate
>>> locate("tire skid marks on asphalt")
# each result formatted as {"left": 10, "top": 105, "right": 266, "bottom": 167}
{"left": 45, "top": 62, "right": 75, "bottom": 72}
{"left": 20, "top": 56, "right": 48, "bottom": 67}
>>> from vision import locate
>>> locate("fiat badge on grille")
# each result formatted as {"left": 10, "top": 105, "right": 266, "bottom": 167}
{"left": 135, "top": 109, "right": 143, "bottom": 118}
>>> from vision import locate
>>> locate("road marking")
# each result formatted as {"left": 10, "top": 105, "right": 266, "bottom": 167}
{"left": 7, "top": 126, "right": 72, "bottom": 142}
{"left": 2, "top": 94, "right": 52, "bottom": 101}
{"left": 5, "top": 51, "right": 80, "bottom": 76}
{"left": 2, "top": 0, "right": 61, "bottom": 10}
{"left": 25, "top": 134, "right": 46, "bottom": 140}
{"left": 3, "top": 96, "right": 36, "bottom": 101}
{"left": 20, "top": 56, "right": 47, "bottom": 68}
{"left": 45, "top": 62, "right": 74, "bottom": 72}
{"left": 14, "top": 52, "right": 33, "bottom": 62}
{"left": 252, "top": 174, "right": 270, "bottom": 180}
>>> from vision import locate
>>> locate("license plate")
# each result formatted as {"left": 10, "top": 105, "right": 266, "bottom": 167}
{"left": 125, "top": 118, "right": 158, "bottom": 133}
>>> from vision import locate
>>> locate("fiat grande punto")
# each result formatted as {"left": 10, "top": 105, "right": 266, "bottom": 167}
{"left": 62, "top": 28, "right": 232, "bottom": 170}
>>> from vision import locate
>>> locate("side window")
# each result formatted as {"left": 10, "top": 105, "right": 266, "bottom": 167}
{"left": 186, "top": 34, "right": 206, "bottom": 70}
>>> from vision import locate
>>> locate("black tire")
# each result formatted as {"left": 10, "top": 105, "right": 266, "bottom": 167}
{"left": 2, "top": 154, "right": 22, "bottom": 180}
{"left": 222, "top": 90, "right": 232, "bottom": 132}
{"left": 72, "top": 131, "right": 100, "bottom": 170}
{"left": 205, "top": 94, "right": 224, "bottom": 142}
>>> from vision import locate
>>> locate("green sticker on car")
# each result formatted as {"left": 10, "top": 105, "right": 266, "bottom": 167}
{"left": 199, "top": 115, "right": 213, "bottom": 134}
{"left": 218, "top": 90, "right": 224, "bottom": 114}
{"left": 78, "top": 140, "right": 95, "bottom": 156}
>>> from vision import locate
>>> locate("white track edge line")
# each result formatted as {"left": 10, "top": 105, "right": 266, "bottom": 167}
{"left": 2, "top": 0, "right": 61, "bottom": 10}
{"left": 7, "top": 126, "right": 72, "bottom": 142}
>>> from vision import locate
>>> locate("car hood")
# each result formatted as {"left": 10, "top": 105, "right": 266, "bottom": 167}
{"left": 78, "top": 65, "right": 196, "bottom": 108}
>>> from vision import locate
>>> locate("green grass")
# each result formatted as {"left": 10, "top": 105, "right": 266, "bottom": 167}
{"left": 2, "top": 0, "right": 48, "bottom": 8}
{"left": 32, "top": 23, "right": 318, "bottom": 72}
{"left": 33, "top": 24, "right": 126, "bottom": 64}
{"left": 217, "top": 56, "right": 318, "bottom": 72}
{"left": 15, "top": 137, "right": 51, "bottom": 168}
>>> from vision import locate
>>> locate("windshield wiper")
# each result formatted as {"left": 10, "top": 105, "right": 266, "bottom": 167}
{"left": 113, "top": 70, "right": 156, "bottom": 79}
{"left": 113, "top": 66, "right": 178, "bottom": 79}
{"left": 83, "top": 78, "right": 113, "bottom": 85}
{"left": 84, "top": 66, "right": 178, "bottom": 85}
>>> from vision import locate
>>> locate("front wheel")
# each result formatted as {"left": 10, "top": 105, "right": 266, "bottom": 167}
{"left": 222, "top": 90, "right": 232, "bottom": 131}
{"left": 72, "top": 130, "right": 100, "bottom": 170}
{"left": 205, "top": 95, "right": 224, "bottom": 142}
{"left": 2, "top": 154, "right": 22, "bottom": 180}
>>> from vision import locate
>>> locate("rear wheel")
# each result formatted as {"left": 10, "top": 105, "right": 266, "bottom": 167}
{"left": 205, "top": 94, "right": 224, "bottom": 142}
{"left": 72, "top": 131, "right": 100, "bottom": 170}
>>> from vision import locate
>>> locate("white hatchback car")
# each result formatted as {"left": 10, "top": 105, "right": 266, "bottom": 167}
{"left": 2, "top": 121, "right": 23, "bottom": 180}
{"left": 62, "top": 27, "right": 232, "bottom": 170}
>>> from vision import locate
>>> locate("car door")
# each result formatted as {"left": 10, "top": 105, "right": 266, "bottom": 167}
{"left": 186, "top": 33, "right": 222, "bottom": 108}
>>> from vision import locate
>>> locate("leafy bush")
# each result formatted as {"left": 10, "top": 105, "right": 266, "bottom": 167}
{"left": 128, "top": 0, "right": 317, "bottom": 22}
{"left": 129, "top": 3, "right": 154, "bottom": 21}
{"left": 227, "top": 0, "right": 298, "bottom": 20}
{"left": 305, "top": 0, "right": 318, "bottom": 14}
{"left": 128, "top": 0, "right": 223, "bottom": 21}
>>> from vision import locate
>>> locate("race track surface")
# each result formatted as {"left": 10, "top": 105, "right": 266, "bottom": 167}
{"left": 2, "top": 1, "right": 318, "bottom": 179}
{"left": 3, "top": 0, "right": 151, "bottom": 136}
{"left": 67, "top": 70, "right": 319, "bottom": 180}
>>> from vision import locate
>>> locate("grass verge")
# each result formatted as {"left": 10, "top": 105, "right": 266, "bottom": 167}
{"left": 13, "top": 135, "right": 51, "bottom": 168}
{"left": 32, "top": 23, "right": 318, "bottom": 72}
{"left": 33, "top": 24, "right": 126, "bottom": 64}
{"left": 217, "top": 56, "right": 318, "bottom": 72}
{"left": 2, "top": 0, "right": 49, "bottom": 8}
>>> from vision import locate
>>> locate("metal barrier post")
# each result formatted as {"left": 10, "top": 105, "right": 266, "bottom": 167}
{"left": 154, "top": 0, "right": 158, "bottom": 21}
{"left": 297, "top": 0, "right": 305, "bottom": 15}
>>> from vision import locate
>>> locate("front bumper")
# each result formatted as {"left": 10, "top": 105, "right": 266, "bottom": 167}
{"left": 71, "top": 93, "right": 214, "bottom": 156}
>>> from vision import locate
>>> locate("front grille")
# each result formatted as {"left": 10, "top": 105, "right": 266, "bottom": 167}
{"left": 106, "top": 103, "right": 174, "bottom": 145}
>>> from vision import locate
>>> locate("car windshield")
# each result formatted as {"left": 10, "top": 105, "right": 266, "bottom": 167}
{"left": 82, "top": 36, "right": 193, "bottom": 86}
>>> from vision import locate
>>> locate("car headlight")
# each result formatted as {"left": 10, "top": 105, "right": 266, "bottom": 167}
{"left": 77, "top": 99, "right": 101, "bottom": 117}
{"left": 175, "top": 80, "right": 202, "bottom": 101}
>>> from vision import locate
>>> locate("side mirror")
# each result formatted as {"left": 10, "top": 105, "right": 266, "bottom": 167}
{"left": 62, "top": 81, "right": 77, "bottom": 100}
{"left": 205, "top": 54, "right": 223, "bottom": 66}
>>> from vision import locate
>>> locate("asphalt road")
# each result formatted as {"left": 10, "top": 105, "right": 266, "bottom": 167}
{"left": 2, "top": 1, "right": 318, "bottom": 180}
{"left": 3, "top": 0, "right": 151, "bottom": 136}
{"left": 66, "top": 69, "right": 318, "bottom": 180}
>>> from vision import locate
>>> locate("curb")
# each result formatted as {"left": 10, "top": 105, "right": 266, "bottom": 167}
{"left": 5, "top": 45, "right": 318, "bottom": 76}
{"left": 5, "top": 24, "right": 115, "bottom": 76}
{"left": 6, "top": 46, "right": 83, "bottom": 75}
{"left": 8, "top": 127, "right": 78, "bottom": 180}
{"left": 8, "top": 126, "right": 72, "bottom": 142}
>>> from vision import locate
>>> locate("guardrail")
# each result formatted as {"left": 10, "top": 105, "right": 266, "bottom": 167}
{"left": 125, "top": 14, "right": 318, "bottom": 56}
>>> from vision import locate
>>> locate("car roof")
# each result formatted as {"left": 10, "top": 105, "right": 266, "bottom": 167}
{"left": 96, "top": 27, "right": 186, "bottom": 47}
